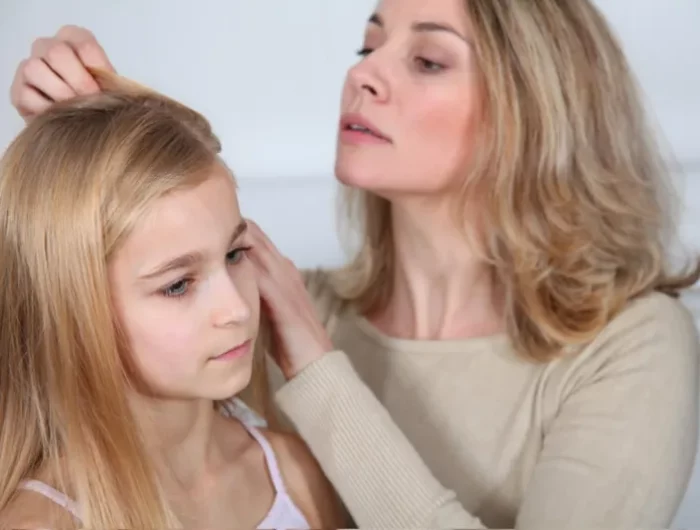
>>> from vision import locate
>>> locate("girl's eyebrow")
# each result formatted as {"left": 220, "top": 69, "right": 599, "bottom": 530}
{"left": 138, "top": 219, "right": 248, "bottom": 280}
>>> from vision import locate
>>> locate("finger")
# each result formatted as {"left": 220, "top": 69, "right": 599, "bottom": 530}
{"left": 254, "top": 272, "right": 287, "bottom": 316}
{"left": 246, "top": 231, "right": 283, "bottom": 272}
{"left": 11, "top": 83, "right": 53, "bottom": 120}
{"left": 247, "top": 220, "right": 293, "bottom": 262}
{"left": 56, "top": 25, "right": 116, "bottom": 72}
{"left": 256, "top": 273, "right": 275, "bottom": 301}
{"left": 30, "top": 37, "right": 55, "bottom": 58}
{"left": 10, "top": 59, "right": 30, "bottom": 108}
{"left": 245, "top": 220, "right": 276, "bottom": 253}
{"left": 247, "top": 244, "right": 278, "bottom": 277}
{"left": 32, "top": 36, "right": 102, "bottom": 95}
{"left": 249, "top": 242, "right": 296, "bottom": 279}
{"left": 247, "top": 223, "right": 299, "bottom": 272}
{"left": 251, "top": 257, "right": 294, "bottom": 300}
{"left": 21, "top": 57, "right": 77, "bottom": 102}
{"left": 259, "top": 295, "right": 274, "bottom": 317}
{"left": 39, "top": 40, "right": 100, "bottom": 95}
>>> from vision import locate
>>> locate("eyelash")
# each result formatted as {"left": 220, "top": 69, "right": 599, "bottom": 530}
{"left": 356, "top": 48, "right": 445, "bottom": 72}
{"left": 161, "top": 246, "right": 252, "bottom": 299}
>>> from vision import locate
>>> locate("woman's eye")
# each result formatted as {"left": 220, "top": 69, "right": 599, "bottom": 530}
{"left": 357, "top": 47, "right": 374, "bottom": 57}
{"left": 416, "top": 57, "right": 444, "bottom": 72}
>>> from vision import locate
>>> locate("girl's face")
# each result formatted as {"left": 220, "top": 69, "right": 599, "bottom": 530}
{"left": 109, "top": 164, "right": 260, "bottom": 400}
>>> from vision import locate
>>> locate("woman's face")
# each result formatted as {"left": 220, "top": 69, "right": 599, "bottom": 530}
{"left": 335, "top": 0, "right": 481, "bottom": 198}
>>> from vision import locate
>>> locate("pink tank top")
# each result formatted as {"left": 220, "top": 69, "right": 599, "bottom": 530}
{"left": 18, "top": 401, "right": 310, "bottom": 529}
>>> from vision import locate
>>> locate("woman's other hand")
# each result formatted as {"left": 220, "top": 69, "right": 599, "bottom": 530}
{"left": 10, "top": 25, "right": 115, "bottom": 121}
{"left": 246, "top": 220, "right": 334, "bottom": 380}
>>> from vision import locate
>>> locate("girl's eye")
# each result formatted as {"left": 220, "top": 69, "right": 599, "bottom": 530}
{"left": 227, "top": 246, "right": 251, "bottom": 264}
{"left": 357, "top": 47, "right": 373, "bottom": 57}
{"left": 163, "top": 279, "right": 191, "bottom": 298}
{"left": 160, "top": 247, "right": 250, "bottom": 299}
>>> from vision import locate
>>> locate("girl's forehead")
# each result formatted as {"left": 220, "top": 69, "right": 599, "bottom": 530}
{"left": 112, "top": 172, "right": 242, "bottom": 279}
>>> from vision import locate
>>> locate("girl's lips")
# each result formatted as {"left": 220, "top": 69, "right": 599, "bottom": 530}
{"left": 213, "top": 339, "right": 252, "bottom": 360}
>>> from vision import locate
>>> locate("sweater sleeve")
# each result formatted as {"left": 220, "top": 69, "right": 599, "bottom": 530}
{"left": 274, "top": 349, "right": 486, "bottom": 528}
{"left": 515, "top": 295, "right": 699, "bottom": 528}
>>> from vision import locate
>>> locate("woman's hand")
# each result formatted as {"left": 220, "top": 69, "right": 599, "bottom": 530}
{"left": 10, "top": 25, "right": 114, "bottom": 121}
{"left": 246, "top": 220, "right": 334, "bottom": 380}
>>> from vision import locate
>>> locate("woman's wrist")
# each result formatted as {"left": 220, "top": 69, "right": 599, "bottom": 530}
{"left": 283, "top": 338, "right": 334, "bottom": 380}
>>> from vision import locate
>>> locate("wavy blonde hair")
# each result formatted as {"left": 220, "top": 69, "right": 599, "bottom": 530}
{"left": 0, "top": 70, "right": 270, "bottom": 527}
{"left": 333, "top": 0, "right": 700, "bottom": 361}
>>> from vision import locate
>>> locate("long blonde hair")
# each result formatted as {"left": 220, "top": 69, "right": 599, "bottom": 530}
{"left": 334, "top": 0, "right": 700, "bottom": 361}
{"left": 0, "top": 70, "right": 268, "bottom": 527}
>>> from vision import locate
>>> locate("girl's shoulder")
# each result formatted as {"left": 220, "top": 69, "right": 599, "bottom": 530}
{"left": 261, "top": 428, "right": 347, "bottom": 528}
{"left": 0, "top": 487, "right": 77, "bottom": 530}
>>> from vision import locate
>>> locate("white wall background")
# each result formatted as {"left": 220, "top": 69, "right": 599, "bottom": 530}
{"left": 0, "top": 0, "right": 698, "bottom": 526}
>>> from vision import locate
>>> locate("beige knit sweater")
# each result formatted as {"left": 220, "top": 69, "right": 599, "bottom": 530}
{"left": 265, "top": 269, "right": 699, "bottom": 528}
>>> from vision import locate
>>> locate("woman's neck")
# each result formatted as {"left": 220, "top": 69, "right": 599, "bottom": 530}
{"left": 370, "top": 198, "right": 503, "bottom": 340}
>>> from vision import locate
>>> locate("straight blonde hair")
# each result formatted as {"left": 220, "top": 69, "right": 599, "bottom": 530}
{"left": 333, "top": 0, "right": 700, "bottom": 361}
{"left": 0, "top": 69, "right": 270, "bottom": 527}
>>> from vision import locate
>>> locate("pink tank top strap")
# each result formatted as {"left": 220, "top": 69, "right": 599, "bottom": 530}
{"left": 222, "top": 398, "right": 311, "bottom": 529}
{"left": 18, "top": 479, "right": 81, "bottom": 520}
{"left": 237, "top": 420, "right": 288, "bottom": 495}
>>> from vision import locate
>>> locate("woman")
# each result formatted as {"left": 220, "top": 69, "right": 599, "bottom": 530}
{"left": 10, "top": 0, "right": 700, "bottom": 528}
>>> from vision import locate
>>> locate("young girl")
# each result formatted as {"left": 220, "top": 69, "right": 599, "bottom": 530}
{"left": 0, "top": 70, "right": 342, "bottom": 529}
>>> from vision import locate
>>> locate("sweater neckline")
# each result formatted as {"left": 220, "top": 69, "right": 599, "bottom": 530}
{"left": 345, "top": 307, "right": 512, "bottom": 354}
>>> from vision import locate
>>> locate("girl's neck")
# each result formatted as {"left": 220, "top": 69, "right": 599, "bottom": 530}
{"left": 128, "top": 394, "right": 221, "bottom": 490}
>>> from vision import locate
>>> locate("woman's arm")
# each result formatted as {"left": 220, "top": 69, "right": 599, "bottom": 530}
{"left": 248, "top": 222, "right": 699, "bottom": 528}
{"left": 513, "top": 296, "right": 699, "bottom": 528}
{"left": 247, "top": 221, "right": 485, "bottom": 527}
{"left": 275, "top": 295, "right": 699, "bottom": 528}
{"left": 274, "top": 350, "right": 485, "bottom": 528}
